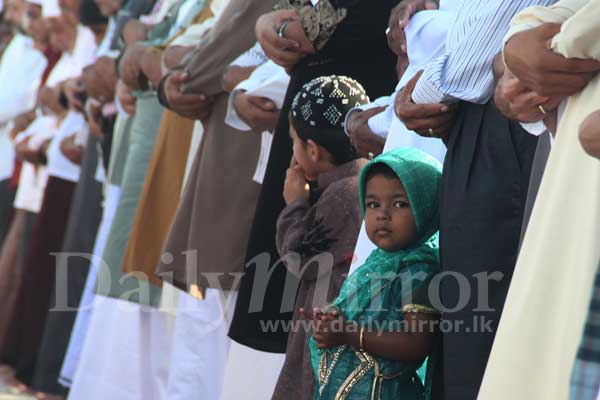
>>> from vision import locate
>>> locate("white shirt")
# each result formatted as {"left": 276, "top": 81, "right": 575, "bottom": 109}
{"left": 412, "top": 0, "right": 557, "bottom": 105}
{"left": 0, "top": 34, "right": 47, "bottom": 123}
{"left": 36, "top": 25, "right": 97, "bottom": 182}
{"left": 344, "top": 4, "right": 457, "bottom": 164}
{"left": 46, "top": 111, "right": 88, "bottom": 182}
{"left": 96, "top": 18, "right": 120, "bottom": 59}
{"left": 0, "top": 34, "right": 47, "bottom": 180}
{"left": 46, "top": 25, "right": 98, "bottom": 88}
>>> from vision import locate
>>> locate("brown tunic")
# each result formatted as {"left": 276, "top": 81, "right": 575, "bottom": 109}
{"left": 120, "top": 110, "right": 194, "bottom": 286}
{"left": 156, "top": 0, "right": 279, "bottom": 291}
{"left": 271, "top": 159, "right": 366, "bottom": 400}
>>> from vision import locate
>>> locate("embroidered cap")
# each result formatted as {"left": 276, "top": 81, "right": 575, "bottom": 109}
{"left": 291, "top": 75, "right": 369, "bottom": 164}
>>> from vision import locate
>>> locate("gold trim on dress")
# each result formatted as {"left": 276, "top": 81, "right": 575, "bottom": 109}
{"left": 402, "top": 304, "right": 440, "bottom": 315}
{"left": 318, "top": 345, "right": 347, "bottom": 396}
{"left": 334, "top": 350, "right": 376, "bottom": 400}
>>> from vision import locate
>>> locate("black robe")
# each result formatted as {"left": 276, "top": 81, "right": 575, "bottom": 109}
{"left": 438, "top": 101, "right": 538, "bottom": 400}
{"left": 228, "top": 0, "right": 400, "bottom": 353}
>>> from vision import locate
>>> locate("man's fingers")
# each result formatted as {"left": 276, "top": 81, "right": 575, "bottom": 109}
{"left": 405, "top": 113, "right": 454, "bottom": 132}
{"left": 272, "top": 33, "right": 301, "bottom": 51}
{"left": 269, "top": 48, "right": 304, "bottom": 67}
{"left": 512, "top": 91, "right": 548, "bottom": 110}
{"left": 398, "top": 101, "right": 450, "bottom": 120}
{"left": 425, "top": 0, "right": 438, "bottom": 10}
{"left": 362, "top": 105, "right": 388, "bottom": 119}
{"left": 533, "top": 71, "right": 594, "bottom": 97}
{"left": 540, "top": 96, "right": 563, "bottom": 113}
{"left": 262, "top": 23, "right": 300, "bottom": 51}
{"left": 398, "top": 3, "right": 416, "bottom": 29}
{"left": 276, "top": 9, "right": 299, "bottom": 23}
{"left": 170, "top": 93, "right": 210, "bottom": 106}
{"left": 247, "top": 96, "right": 276, "bottom": 111}
{"left": 541, "top": 49, "right": 600, "bottom": 74}
{"left": 536, "top": 22, "right": 563, "bottom": 40}
{"left": 170, "top": 72, "right": 189, "bottom": 85}
{"left": 416, "top": 126, "right": 447, "bottom": 139}
{"left": 299, "top": 307, "right": 313, "bottom": 320}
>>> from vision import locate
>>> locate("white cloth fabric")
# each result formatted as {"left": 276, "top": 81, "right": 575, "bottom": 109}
{"left": 348, "top": 0, "right": 458, "bottom": 139}
{"left": 65, "top": 181, "right": 176, "bottom": 400}
{"left": 12, "top": 163, "right": 49, "bottom": 213}
{"left": 229, "top": 42, "right": 268, "bottom": 68}
{"left": 42, "top": 0, "right": 61, "bottom": 17}
{"left": 219, "top": 342, "right": 286, "bottom": 400}
{"left": 68, "top": 298, "right": 175, "bottom": 400}
{"left": 96, "top": 18, "right": 119, "bottom": 58}
{"left": 46, "top": 111, "right": 88, "bottom": 182}
{"left": 225, "top": 60, "right": 289, "bottom": 131}
{"left": 139, "top": 0, "right": 179, "bottom": 25}
{"left": 14, "top": 113, "right": 59, "bottom": 150}
{"left": 0, "top": 34, "right": 47, "bottom": 124}
{"left": 224, "top": 61, "right": 287, "bottom": 183}
{"left": 0, "top": 34, "right": 47, "bottom": 180}
{"left": 0, "top": 132, "right": 14, "bottom": 181}
{"left": 166, "top": 0, "right": 233, "bottom": 68}
{"left": 520, "top": 120, "right": 549, "bottom": 136}
{"left": 165, "top": 289, "right": 238, "bottom": 400}
{"left": 182, "top": 122, "right": 204, "bottom": 187}
{"left": 46, "top": 25, "right": 97, "bottom": 88}
{"left": 60, "top": 184, "right": 121, "bottom": 387}
{"left": 12, "top": 116, "right": 58, "bottom": 213}
{"left": 168, "top": 17, "right": 214, "bottom": 47}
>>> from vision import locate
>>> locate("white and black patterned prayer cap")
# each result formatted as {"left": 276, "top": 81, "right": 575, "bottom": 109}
{"left": 291, "top": 75, "right": 369, "bottom": 164}
{"left": 292, "top": 75, "right": 369, "bottom": 132}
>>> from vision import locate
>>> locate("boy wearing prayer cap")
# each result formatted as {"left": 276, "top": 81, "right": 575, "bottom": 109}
{"left": 272, "top": 75, "right": 370, "bottom": 400}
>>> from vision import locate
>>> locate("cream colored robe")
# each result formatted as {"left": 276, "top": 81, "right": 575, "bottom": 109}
{"left": 479, "top": 1, "right": 600, "bottom": 399}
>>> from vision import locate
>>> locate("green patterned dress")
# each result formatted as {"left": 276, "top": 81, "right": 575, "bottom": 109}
{"left": 309, "top": 147, "right": 443, "bottom": 400}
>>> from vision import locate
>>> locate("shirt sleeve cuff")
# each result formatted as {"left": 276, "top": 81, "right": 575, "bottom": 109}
{"left": 411, "top": 72, "right": 447, "bottom": 104}
{"left": 225, "top": 89, "right": 252, "bottom": 132}
{"left": 343, "top": 107, "right": 363, "bottom": 136}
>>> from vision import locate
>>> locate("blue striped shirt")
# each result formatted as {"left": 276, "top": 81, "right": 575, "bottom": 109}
{"left": 412, "top": 0, "right": 558, "bottom": 105}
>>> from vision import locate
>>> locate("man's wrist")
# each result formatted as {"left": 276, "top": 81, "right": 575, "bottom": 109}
{"left": 156, "top": 71, "right": 173, "bottom": 109}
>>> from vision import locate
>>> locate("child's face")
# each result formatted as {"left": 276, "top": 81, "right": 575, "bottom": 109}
{"left": 364, "top": 174, "right": 417, "bottom": 252}
{"left": 290, "top": 123, "right": 318, "bottom": 180}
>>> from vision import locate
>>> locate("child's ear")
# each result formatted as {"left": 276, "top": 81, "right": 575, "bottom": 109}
{"left": 307, "top": 139, "right": 320, "bottom": 163}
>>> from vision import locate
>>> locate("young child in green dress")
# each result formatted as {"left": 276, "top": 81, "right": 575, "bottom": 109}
{"left": 304, "top": 147, "right": 443, "bottom": 400}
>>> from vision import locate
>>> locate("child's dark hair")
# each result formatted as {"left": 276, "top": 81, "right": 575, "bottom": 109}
{"left": 364, "top": 162, "right": 399, "bottom": 183}
{"left": 289, "top": 112, "right": 358, "bottom": 166}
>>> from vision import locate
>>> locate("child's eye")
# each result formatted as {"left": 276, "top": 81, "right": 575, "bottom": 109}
{"left": 366, "top": 201, "right": 379, "bottom": 209}
{"left": 394, "top": 201, "right": 409, "bottom": 208}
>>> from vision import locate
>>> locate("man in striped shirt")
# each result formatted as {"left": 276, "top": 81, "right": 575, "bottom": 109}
{"left": 390, "top": 0, "right": 600, "bottom": 399}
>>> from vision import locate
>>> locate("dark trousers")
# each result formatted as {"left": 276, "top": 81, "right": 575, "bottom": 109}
{"left": 437, "top": 101, "right": 538, "bottom": 400}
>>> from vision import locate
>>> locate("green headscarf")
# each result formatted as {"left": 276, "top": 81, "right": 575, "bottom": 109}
{"left": 332, "top": 147, "right": 443, "bottom": 320}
